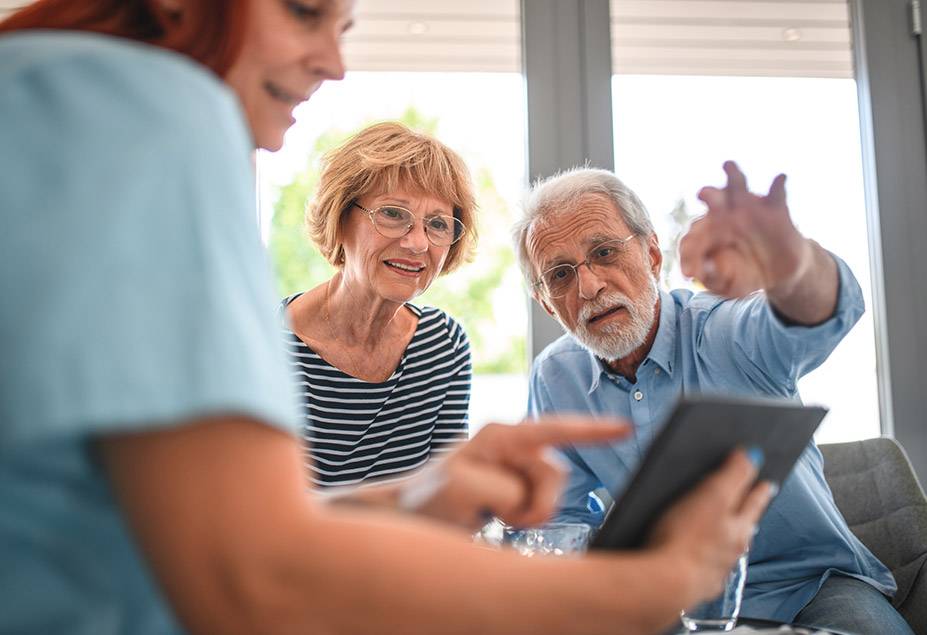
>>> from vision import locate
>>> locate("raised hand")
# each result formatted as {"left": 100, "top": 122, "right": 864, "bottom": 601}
{"left": 679, "top": 161, "right": 812, "bottom": 300}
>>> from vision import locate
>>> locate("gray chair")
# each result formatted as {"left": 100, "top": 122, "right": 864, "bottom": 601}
{"left": 819, "top": 437, "right": 927, "bottom": 634}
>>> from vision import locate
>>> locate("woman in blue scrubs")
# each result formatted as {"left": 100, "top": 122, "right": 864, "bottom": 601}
{"left": 0, "top": 2, "right": 773, "bottom": 634}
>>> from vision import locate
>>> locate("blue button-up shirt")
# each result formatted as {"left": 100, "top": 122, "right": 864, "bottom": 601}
{"left": 527, "top": 255, "right": 895, "bottom": 622}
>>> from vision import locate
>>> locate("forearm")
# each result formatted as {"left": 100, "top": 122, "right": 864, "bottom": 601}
{"left": 767, "top": 239, "right": 839, "bottom": 325}
{"left": 103, "top": 417, "right": 683, "bottom": 635}
{"left": 253, "top": 505, "right": 690, "bottom": 635}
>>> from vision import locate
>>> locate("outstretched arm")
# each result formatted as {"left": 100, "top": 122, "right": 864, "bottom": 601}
{"left": 100, "top": 417, "right": 771, "bottom": 635}
{"left": 679, "top": 161, "right": 839, "bottom": 325}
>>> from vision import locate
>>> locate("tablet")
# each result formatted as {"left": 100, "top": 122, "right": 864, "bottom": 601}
{"left": 589, "top": 395, "right": 827, "bottom": 551}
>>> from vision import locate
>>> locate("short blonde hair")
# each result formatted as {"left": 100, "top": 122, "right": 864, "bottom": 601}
{"left": 306, "top": 122, "right": 478, "bottom": 274}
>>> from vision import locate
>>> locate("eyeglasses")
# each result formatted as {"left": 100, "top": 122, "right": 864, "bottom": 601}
{"left": 353, "top": 202, "right": 466, "bottom": 247}
{"left": 534, "top": 235, "right": 637, "bottom": 298}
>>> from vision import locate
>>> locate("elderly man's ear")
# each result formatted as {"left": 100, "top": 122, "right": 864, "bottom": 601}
{"left": 647, "top": 234, "right": 663, "bottom": 279}
{"left": 531, "top": 288, "right": 557, "bottom": 319}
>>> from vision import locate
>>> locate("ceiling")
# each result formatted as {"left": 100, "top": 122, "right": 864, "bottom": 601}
{"left": 0, "top": 0, "right": 853, "bottom": 78}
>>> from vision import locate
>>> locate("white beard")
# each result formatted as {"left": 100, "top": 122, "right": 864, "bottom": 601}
{"left": 569, "top": 277, "right": 659, "bottom": 361}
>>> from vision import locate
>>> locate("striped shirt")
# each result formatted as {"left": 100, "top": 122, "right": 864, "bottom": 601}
{"left": 281, "top": 295, "right": 471, "bottom": 488}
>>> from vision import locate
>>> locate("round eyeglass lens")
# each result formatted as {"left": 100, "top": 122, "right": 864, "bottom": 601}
{"left": 374, "top": 206, "right": 414, "bottom": 236}
{"left": 543, "top": 267, "right": 576, "bottom": 298}
{"left": 425, "top": 215, "right": 465, "bottom": 245}
{"left": 372, "top": 205, "right": 465, "bottom": 246}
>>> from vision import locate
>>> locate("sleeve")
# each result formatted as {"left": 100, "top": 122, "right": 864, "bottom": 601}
{"left": 430, "top": 312, "right": 471, "bottom": 454}
{"left": 0, "top": 46, "right": 301, "bottom": 445}
{"left": 527, "top": 362, "right": 604, "bottom": 527}
{"left": 696, "top": 254, "right": 864, "bottom": 395}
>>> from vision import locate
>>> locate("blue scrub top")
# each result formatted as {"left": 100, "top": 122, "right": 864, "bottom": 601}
{"left": 0, "top": 32, "right": 301, "bottom": 634}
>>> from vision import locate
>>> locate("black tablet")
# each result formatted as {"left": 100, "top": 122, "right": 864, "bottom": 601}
{"left": 589, "top": 395, "right": 827, "bottom": 551}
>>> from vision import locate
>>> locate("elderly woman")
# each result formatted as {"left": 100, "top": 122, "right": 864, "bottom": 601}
{"left": 282, "top": 122, "right": 476, "bottom": 487}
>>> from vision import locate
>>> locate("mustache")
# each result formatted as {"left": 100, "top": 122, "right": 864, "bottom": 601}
{"left": 578, "top": 292, "right": 636, "bottom": 323}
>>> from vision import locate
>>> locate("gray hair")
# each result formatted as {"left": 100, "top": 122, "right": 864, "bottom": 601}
{"left": 512, "top": 167, "right": 655, "bottom": 284}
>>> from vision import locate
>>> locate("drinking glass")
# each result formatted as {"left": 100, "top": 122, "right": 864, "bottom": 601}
{"left": 502, "top": 522, "right": 592, "bottom": 557}
{"left": 680, "top": 550, "right": 748, "bottom": 631}
{"left": 475, "top": 519, "right": 592, "bottom": 556}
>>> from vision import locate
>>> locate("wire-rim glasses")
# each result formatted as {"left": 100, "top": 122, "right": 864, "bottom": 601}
{"left": 353, "top": 202, "right": 466, "bottom": 247}
{"left": 534, "top": 235, "right": 637, "bottom": 298}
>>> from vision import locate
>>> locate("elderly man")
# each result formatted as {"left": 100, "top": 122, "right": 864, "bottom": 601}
{"left": 516, "top": 163, "right": 910, "bottom": 634}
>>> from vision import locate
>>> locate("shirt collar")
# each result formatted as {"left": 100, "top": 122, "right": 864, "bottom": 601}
{"left": 648, "top": 289, "right": 677, "bottom": 376}
{"left": 586, "top": 351, "right": 606, "bottom": 394}
{"left": 584, "top": 289, "right": 677, "bottom": 394}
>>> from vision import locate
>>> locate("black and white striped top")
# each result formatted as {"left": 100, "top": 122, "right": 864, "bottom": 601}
{"left": 281, "top": 295, "right": 471, "bottom": 488}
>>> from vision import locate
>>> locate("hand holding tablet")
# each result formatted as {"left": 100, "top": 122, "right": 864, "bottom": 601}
{"left": 590, "top": 396, "right": 827, "bottom": 551}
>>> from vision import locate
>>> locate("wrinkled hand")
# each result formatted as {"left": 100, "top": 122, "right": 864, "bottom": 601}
{"left": 679, "top": 161, "right": 812, "bottom": 299}
{"left": 403, "top": 417, "right": 630, "bottom": 530}
{"left": 646, "top": 449, "right": 774, "bottom": 607}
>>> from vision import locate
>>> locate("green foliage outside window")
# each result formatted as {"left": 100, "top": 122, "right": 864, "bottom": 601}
{"left": 267, "top": 108, "right": 527, "bottom": 375}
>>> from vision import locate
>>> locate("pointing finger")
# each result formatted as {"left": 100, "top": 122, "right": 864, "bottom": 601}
{"left": 518, "top": 419, "right": 632, "bottom": 449}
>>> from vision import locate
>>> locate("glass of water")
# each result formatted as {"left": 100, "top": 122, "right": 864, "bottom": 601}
{"left": 680, "top": 550, "right": 748, "bottom": 632}
{"left": 502, "top": 522, "right": 592, "bottom": 557}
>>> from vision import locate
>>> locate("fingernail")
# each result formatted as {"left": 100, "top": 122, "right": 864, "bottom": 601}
{"left": 767, "top": 482, "right": 780, "bottom": 498}
{"left": 746, "top": 446, "right": 765, "bottom": 469}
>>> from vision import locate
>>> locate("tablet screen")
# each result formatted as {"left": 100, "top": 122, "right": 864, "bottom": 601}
{"left": 590, "top": 395, "right": 827, "bottom": 551}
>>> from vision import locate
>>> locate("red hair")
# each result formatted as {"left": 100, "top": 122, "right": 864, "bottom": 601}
{"left": 0, "top": 0, "right": 247, "bottom": 76}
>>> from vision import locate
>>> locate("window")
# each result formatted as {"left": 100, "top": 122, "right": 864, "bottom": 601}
{"left": 610, "top": 0, "right": 879, "bottom": 442}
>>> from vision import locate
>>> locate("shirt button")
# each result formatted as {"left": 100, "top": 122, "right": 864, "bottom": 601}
{"left": 633, "top": 390, "right": 643, "bottom": 401}
{"left": 655, "top": 368, "right": 661, "bottom": 375}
